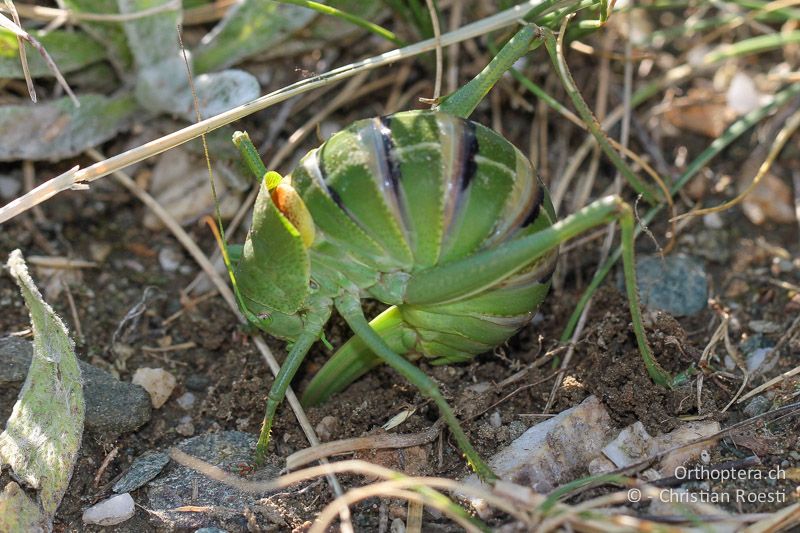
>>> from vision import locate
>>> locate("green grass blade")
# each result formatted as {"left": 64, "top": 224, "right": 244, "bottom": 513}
{"left": 276, "top": 0, "right": 405, "bottom": 46}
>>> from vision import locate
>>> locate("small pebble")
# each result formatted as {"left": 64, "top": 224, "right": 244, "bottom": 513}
{"left": 726, "top": 72, "right": 761, "bottom": 115}
{"left": 89, "top": 242, "right": 113, "bottom": 263}
{"left": 390, "top": 518, "right": 406, "bottom": 533}
{"left": 743, "top": 395, "right": 772, "bottom": 417}
{"left": 176, "top": 415, "right": 195, "bottom": 436}
{"left": 702, "top": 213, "right": 724, "bottom": 229}
{"left": 489, "top": 411, "right": 502, "bottom": 428}
{"left": 132, "top": 367, "right": 177, "bottom": 408}
{"left": 746, "top": 347, "right": 776, "bottom": 374}
{"left": 0, "top": 176, "right": 21, "bottom": 199}
{"left": 82, "top": 493, "right": 135, "bottom": 526}
{"left": 740, "top": 334, "right": 778, "bottom": 375}
{"left": 176, "top": 392, "right": 196, "bottom": 410}
{"left": 158, "top": 247, "right": 182, "bottom": 272}
{"left": 315, "top": 415, "right": 340, "bottom": 442}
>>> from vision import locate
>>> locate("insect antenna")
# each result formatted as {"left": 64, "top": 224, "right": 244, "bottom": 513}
{"left": 177, "top": 25, "right": 254, "bottom": 320}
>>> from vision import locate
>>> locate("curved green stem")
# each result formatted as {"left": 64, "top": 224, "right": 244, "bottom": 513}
{"left": 275, "top": 0, "right": 405, "bottom": 46}
{"left": 539, "top": 23, "right": 661, "bottom": 205}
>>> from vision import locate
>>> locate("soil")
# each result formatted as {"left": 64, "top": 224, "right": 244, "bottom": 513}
{"left": 3, "top": 13, "right": 800, "bottom": 533}
{"left": 3, "top": 189, "right": 799, "bottom": 530}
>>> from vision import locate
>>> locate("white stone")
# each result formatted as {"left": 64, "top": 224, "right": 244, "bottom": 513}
{"left": 655, "top": 421, "right": 721, "bottom": 476}
{"left": 82, "top": 493, "right": 135, "bottom": 526}
{"left": 176, "top": 391, "right": 196, "bottom": 410}
{"left": 465, "top": 395, "right": 613, "bottom": 491}
{"left": 132, "top": 367, "right": 176, "bottom": 408}
{"left": 703, "top": 212, "right": 724, "bottom": 229}
{"left": 0, "top": 176, "right": 21, "bottom": 200}
{"left": 158, "top": 247, "right": 182, "bottom": 272}
{"left": 727, "top": 72, "right": 761, "bottom": 115}
{"left": 602, "top": 421, "right": 655, "bottom": 468}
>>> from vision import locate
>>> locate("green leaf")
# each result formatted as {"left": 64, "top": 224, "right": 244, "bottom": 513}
{"left": 118, "top": 0, "right": 181, "bottom": 69}
{"left": 60, "top": 0, "right": 133, "bottom": 71}
{"left": 0, "top": 29, "right": 106, "bottom": 79}
{"left": 0, "top": 482, "right": 45, "bottom": 532}
{"left": 0, "top": 93, "right": 137, "bottom": 162}
{"left": 0, "top": 250, "right": 84, "bottom": 529}
{"left": 192, "top": 0, "right": 317, "bottom": 73}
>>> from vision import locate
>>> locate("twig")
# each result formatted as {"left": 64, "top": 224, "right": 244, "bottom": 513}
{"left": 406, "top": 499, "right": 423, "bottom": 533}
{"left": 2, "top": 1, "right": 34, "bottom": 102}
{"left": 287, "top": 420, "right": 446, "bottom": 470}
{"left": 141, "top": 341, "right": 196, "bottom": 353}
{"left": 424, "top": 0, "right": 442, "bottom": 103}
{"left": 4, "top": 0, "right": 181, "bottom": 23}
{"left": 0, "top": 10, "right": 78, "bottom": 104}
{"left": 26, "top": 256, "right": 97, "bottom": 269}
{"left": 93, "top": 446, "right": 119, "bottom": 487}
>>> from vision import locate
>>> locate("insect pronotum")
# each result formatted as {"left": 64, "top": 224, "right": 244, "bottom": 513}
{"left": 222, "top": 22, "right": 673, "bottom": 481}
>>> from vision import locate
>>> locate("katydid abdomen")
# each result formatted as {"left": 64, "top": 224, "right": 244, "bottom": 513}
{"left": 275, "top": 110, "right": 559, "bottom": 405}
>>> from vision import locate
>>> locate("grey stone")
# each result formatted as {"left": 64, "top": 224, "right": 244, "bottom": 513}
{"left": 113, "top": 451, "right": 170, "bottom": 493}
{"left": 743, "top": 396, "right": 772, "bottom": 418}
{"left": 627, "top": 254, "right": 708, "bottom": 317}
{"left": 185, "top": 373, "right": 211, "bottom": 392}
{"left": 0, "top": 337, "right": 151, "bottom": 435}
{"left": 148, "top": 431, "right": 281, "bottom": 530}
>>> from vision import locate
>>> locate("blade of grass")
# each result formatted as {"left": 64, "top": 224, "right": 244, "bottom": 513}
{"left": 275, "top": 0, "right": 405, "bottom": 46}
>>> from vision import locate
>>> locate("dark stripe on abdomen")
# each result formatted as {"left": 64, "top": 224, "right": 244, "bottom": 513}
{"left": 379, "top": 116, "right": 402, "bottom": 195}
{"left": 521, "top": 182, "right": 545, "bottom": 227}
{"left": 461, "top": 121, "right": 478, "bottom": 191}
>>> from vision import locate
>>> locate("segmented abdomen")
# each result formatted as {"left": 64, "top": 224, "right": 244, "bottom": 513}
{"left": 291, "top": 110, "right": 558, "bottom": 364}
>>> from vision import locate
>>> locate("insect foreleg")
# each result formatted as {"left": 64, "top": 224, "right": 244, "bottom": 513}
{"left": 254, "top": 304, "right": 331, "bottom": 465}
{"left": 334, "top": 293, "right": 497, "bottom": 482}
{"left": 404, "top": 196, "right": 674, "bottom": 388}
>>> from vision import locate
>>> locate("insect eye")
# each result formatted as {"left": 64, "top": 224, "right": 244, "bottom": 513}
{"left": 309, "top": 279, "right": 320, "bottom": 291}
